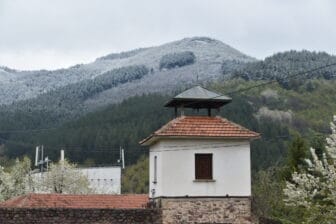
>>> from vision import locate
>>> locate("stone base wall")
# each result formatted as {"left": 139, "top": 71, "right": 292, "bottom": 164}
{"left": 0, "top": 208, "right": 162, "bottom": 224}
{"left": 155, "top": 197, "right": 251, "bottom": 224}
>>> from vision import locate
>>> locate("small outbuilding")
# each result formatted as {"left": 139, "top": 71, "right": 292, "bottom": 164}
{"left": 141, "top": 86, "right": 260, "bottom": 224}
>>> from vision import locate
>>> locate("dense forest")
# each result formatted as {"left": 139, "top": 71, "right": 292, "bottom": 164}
{"left": 0, "top": 65, "right": 149, "bottom": 130}
{"left": 1, "top": 50, "right": 336, "bottom": 166}
{"left": 159, "top": 51, "right": 196, "bottom": 70}
{"left": 225, "top": 51, "right": 336, "bottom": 88}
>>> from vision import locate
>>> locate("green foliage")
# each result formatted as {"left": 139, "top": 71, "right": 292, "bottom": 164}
{"left": 252, "top": 167, "right": 308, "bottom": 223}
{"left": 252, "top": 168, "right": 284, "bottom": 218}
{"left": 3, "top": 94, "right": 172, "bottom": 166}
{"left": 122, "top": 155, "right": 149, "bottom": 194}
{"left": 159, "top": 51, "right": 196, "bottom": 70}
{"left": 310, "top": 135, "right": 326, "bottom": 159}
{"left": 287, "top": 135, "right": 308, "bottom": 172}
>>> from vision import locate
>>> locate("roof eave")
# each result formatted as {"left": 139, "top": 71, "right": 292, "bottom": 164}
{"left": 140, "top": 134, "right": 261, "bottom": 147}
{"left": 164, "top": 98, "right": 232, "bottom": 108}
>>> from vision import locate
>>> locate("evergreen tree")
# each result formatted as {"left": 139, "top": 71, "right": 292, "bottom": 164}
{"left": 287, "top": 135, "right": 308, "bottom": 172}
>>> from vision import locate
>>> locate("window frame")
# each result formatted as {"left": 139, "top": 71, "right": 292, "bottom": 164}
{"left": 194, "top": 153, "right": 213, "bottom": 180}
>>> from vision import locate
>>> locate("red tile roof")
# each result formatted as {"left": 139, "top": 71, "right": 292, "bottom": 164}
{"left": 0, "top": 194, "right": 149, "bottom": 209}
{"left": 140, "top": 116, "right": 260, "bottom": 145}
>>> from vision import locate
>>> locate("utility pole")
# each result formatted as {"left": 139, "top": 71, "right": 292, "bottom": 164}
{"left": 35, "top": 146, "right": 39, "bottom": 167}
{"left": 60, "top": 149, "right": 65, "bottom": 162}
{"left": 40, "top": 145, "right": 44, "bottom": 173}
{"left": 34, "top": 145, "right": 51, "bottom": 173}
{"left": 121, "top": 148, "right": 125, "bottom": 169}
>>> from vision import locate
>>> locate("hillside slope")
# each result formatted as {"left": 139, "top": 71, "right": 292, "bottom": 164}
{"left": 0, "top": 37, "right": 254, "bottom": 105}
{"left": 3, "top": 79, "right": 336, "bottom": 171}
{"left": 2, "top": 44, "right": 336, "bottom": 173}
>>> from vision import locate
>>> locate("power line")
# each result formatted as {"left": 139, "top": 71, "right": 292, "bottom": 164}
{"left": 0, "top": 132, "right": 330, "bottom": 154}
{"left": 0, "top": 63, "right": 335, "bottom": 134}
{"left": 0, "top": 127, "right": 59, "bottom": 134}
{"left": 224, "top": 62, "right": 336, "bottom": 95}
{"left": 182, "top": 62, "right": 336, "bottom": 108}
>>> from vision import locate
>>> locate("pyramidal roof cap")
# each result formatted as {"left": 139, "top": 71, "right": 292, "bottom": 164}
{"left": 164, "top": 86, "right": 231, "bottom": 109}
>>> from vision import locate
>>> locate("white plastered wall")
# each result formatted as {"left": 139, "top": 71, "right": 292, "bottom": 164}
{"left": 149, "top": 138, "right": 251, "bottom": 198}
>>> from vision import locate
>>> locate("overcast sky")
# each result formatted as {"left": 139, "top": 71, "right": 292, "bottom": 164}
{"left": 0, "top": 0, "right": 335, "bottom": 70}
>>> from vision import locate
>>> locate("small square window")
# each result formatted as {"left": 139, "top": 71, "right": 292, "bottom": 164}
{"left": 195, "top": 154, "right": 213, "bottom": 180}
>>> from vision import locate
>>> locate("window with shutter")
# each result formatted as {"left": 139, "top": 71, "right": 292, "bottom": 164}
{"left": 195, "top": 154, "right": 213, "bottom": 180}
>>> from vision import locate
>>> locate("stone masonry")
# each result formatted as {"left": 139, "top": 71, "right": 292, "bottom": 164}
{"left": 0, "top": 208, "right": 162, "bottom": 224}
{"left": 155, "top": 197, "right": 252, "bottom": 224}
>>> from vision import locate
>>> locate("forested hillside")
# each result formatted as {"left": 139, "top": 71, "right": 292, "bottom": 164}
{"left": 2, "top": 47, "right": 336, "bottom": 223}
{"left": 2, "top": 78, "right": 336, "bottom": 169}
{"left": 225, "top": 50, "right": 336, "bottom": 88}
{"left": 0, "top": 65, "right": 150, "bottom": 129}
{"left": 1, "top": 50, "right": 336, "bottom": 169}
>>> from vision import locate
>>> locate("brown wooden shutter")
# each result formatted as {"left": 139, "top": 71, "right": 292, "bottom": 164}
{"left": 195, "top": 154, "right": 213, "bottom": 180}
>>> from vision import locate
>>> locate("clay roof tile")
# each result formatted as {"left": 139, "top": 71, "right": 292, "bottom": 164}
{"left": 0, "top": 194, "right": 149, "bottom": 209}
{"left": 140, "top": 116, "right": 260, "bottom": 145}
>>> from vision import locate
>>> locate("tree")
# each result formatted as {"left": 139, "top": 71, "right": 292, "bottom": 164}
{"left": 252, "top": 168, "right": 284, "bottom": 218}
{"left": 283, "top": 115, "right": 336, "bottom": 223}
{"left": 0, "top": 166, "right": 11, "bottom": 201}
{"left": 287, "top": 135, "right": 308, "bottom": 172}
{"left": 122, "top": 155, "right": 148, "bottom": 194}
{"left": 40, "top": 159, "right": 92, "bottom": 194}
{"left": 0, "top": 157, "right": 32, "bottom": 201}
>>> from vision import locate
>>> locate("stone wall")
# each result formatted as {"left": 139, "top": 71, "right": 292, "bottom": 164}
{"left": 0, "top": 208, "right": 162, "bottom": 224}
{"left": 155, "top": 197, "right": 251, "bottom": 224}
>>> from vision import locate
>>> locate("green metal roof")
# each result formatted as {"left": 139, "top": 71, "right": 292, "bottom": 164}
{"left": 164, "top": 86, "right": 232, "bottom": 109}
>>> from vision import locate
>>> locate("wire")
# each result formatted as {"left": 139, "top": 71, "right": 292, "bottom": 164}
{"left": 0, "top": 62, "right": 335, "bottom": 134}
{"left": 0, "top": 132, "right": 330, "bottom": 155}
{"left": 0, "top": 127, "right": 59, "bottom": 134}
{"left": 182, "top": 62, "right": 336, "bottom": 107}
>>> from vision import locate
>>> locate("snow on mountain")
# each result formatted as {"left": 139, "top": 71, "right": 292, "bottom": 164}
{"left": 0, "top": 37, "right": 255, "bottom": 105}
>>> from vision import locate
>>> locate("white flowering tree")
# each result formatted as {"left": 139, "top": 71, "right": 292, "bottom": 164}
{"left": 39, "top": 159, "right": 93, "bottom": 194}
{"left": 0, "top": 157, "right": 33, "bottom": 201}
{"left": 0, "top": 166, "right": 11, "bottom": 201}
{"left": 0, "top": 158, "right": 93, "bottom": 201}
{"left": 284, "top": 115, "right": 336, "bottom": 223}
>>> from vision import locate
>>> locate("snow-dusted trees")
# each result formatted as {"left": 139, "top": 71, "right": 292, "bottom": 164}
{"left": 159, "top": 51, "right": 196, "bottom": 70}
{"left": 284, "top": 115, "right": 336, "bottom": 223}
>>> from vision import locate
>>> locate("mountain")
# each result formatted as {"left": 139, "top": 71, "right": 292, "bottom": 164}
{"left": 0, "top": 37, "right": 254, "bottom": 106}
{"left": 2, "top": 37, "right": 336, "bottom": 174}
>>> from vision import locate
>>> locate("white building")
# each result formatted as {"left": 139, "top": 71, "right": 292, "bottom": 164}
{"left": 81, "top": 166, "right": 121, "bottom": 194}
{"left": 32, "top": 166, "right": 121, "bottom": 194}
{"left": 140, "top": 86, "right": 260, "bottom": 224}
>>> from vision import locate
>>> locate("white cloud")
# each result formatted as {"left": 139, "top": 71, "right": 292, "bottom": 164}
{"left": 0, "top": 0, "right": 336, "bottom": 70}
